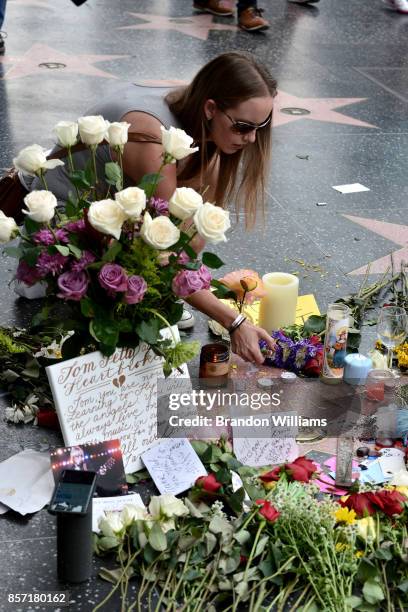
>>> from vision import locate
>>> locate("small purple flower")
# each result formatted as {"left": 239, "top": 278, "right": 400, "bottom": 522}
{"left": 124, "top": 275, "right": 147, "bottom": 305}
{"left": 172, "top": 264, "right": 211, "bottom": 298}
{"left": 15, "top": 260, "right": 42, "bottom": 286}
{"left": 36, "top": 252, "right": 68, "bottom": 277}
{"left": 98, "top": 263, "right": 128, "bottom": 294}
{"left": 57, "top": 270, "right": 89, "bottom": 301}
{"left": 71, "top": 251, "right": 96, "bottom": 273}
{"left": 149, "top": 197, "right": 169, "bottom": 217}
{"left": 33, "top": 229, "right": 55, "bottom": 246}
{"left": 64, "top": 219, "right": 86, "bottom": 233}
{"left": 177, "top": 251, "right": 190, "bottom": 265}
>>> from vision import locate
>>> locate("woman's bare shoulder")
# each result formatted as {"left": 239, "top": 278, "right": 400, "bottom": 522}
{"left": 121, "top": 110, "right": 163, "bottom": 138}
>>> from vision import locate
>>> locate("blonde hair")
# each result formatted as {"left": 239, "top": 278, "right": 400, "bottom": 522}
{"left": 165, "top": 52, "right": 277, "bottom": 228}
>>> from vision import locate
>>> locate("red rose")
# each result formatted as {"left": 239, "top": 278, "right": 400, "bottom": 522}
{"left": 36, "top": 409, "right": 60, "bottom": 430}
{"left": 341, "top": 492, "right": 376, "bottom": 518}
{"left": 195, "top": 473, "right": 222, "bottom": 493}
{"left": 256, "top": 499, "right": 280, "bottom": 523}
{"left": 284, "top": 463, "right": 310, "bottom": 482}
{"left": 259, "top": 466, "right": 282, "bottom": 483}
{"left": 292, "top": 456, "right": 317, "bottom": 478}
{"left": 369, "top": 490, "right": 406, "bottom": 517}
{"left": 309, "top": 335, "right": 321, "bottom": 346}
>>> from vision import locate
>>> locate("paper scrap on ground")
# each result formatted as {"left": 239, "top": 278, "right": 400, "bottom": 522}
{"left": 233, "top": 414, "right": 298, "bottom": 467}
{"left": 332, "top": 183, "right": 370, "bottom": 194}
{"left": 378, "top": 454, "right": 406, "bottom": 479}
{"left": 0, "top": 450, "right": 54, "bottom": 515}
{"left": 142, "top": 438, "right": 207, "bottom": 495}
{"left": 92, "top": 493, "right": 145, "bottom": 533}
{"left": 231, "top": 471, "right": 251, "bottom": 510}
{"left": 359, "top": 461, "right": 384, "bottom": 485}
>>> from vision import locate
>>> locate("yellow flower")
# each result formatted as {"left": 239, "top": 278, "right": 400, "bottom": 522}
{"left": 396, "top": 342, "right": 408, "bottom": 368}
{"left": 356, "top": 517, "right": 376, "bottom": 542}
{"left": 263, "top": 481, "right": 277, "bottom": 491}
{"left": 355, "top": 550, "right": 364, "bottom": 558}
{"left": 335, "top": 542, "right": 350, "bottom": 552}
{"left": 395, "top": 486, "right": 408, "bottom": 498}
{"left": 335, "top": 507, "right": 356, "bottom": 524}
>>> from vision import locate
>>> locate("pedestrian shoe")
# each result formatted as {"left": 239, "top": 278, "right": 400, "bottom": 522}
{"left": 0, "top": 32, "right": 6, "bottom": 55}
{"left": 238, "top": 7, "right": 269, "bottom": 31}
{"left": 177, "top": 309, "right": 196, "bottom": 330}
{"left": 193, "top": 0, "right": 234, "bottom": 16}
{"left": 383, "top": 0, "right": 408, "bottom": 13}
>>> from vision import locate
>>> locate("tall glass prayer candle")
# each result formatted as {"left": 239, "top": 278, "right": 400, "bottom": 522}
{"left": 321, "top": 303, "right": 350, "bottom": 385}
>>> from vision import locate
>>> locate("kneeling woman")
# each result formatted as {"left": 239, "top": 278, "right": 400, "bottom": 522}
{"left": 26, "top": 52, "right": 277, "bottom": 364}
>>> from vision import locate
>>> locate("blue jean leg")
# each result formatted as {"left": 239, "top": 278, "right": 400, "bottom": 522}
{"left": 0, "top": 0, "right": 6, "bottom": 28}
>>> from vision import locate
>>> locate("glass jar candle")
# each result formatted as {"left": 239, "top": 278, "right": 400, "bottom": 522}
{"left": 199, "top": 343, "right": 230, "bottom": 387}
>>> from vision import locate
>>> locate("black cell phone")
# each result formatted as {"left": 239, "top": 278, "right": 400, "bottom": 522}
{"left": 48, "top": 469, "right": 97, "bottom": 516}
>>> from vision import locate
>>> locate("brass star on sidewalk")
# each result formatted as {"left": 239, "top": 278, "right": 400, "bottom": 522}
{"left": 344, "top": 215, "right": 408, "bottom": 275}
{"left": 274, "top": 91, "right": 377, "bottom": 129}
{"left": 0, "top": 43, "right": 129, "bottom": 80}
{"left": 118, "top": 12, "right": 237, "bottom": 41}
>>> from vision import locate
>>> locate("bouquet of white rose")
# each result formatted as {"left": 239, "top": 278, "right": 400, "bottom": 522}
{"left": 0, "top": 118, "right": 231, "bottom": 378}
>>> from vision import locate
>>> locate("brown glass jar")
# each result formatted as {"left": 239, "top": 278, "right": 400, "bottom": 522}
{"left": 199, "top": 343, "right": 230, "bottom": 387}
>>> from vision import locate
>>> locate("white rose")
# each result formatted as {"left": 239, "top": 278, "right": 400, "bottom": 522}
{"left": 13, "top": 144, "right": 64, "bottom": 177}
{"left": 115, "top": 187, "right": 146, "bottom": 220}
{"left": 106, "top": 121, "right": 131, "bottom": 148}
{"left": 169, "top": 187, "right": 203, "bottom": 221}
{"left": 22, "top": 190, "right": 58, "bottom": 223}
{"left": 0, "top": 211, "right": 19, "bottom": 243}
{"left": 121, "top": 504, "right": 148, "bottom": 527}
{"left": 140, "top": 212, "right": 180, "bottom": 250}
{"left": 193, "top": 202, "right": 231, "bottom": 244}
{"left": 53, "top": 121, "right": 78, "bottom": 147}
{"left": 77, "top": 115, "right": 109, "bottom": 146}
{"left": 149, "top": 494, "right": 189, "bottom": 519}
{"left": 99, "top": 512, "right": 124, "bottom": 536}
{"left": 87, "top": 199, "right": 126, "bottom": 240}
{"left": 160, "top": 126, "right": 199, "bottom": 162}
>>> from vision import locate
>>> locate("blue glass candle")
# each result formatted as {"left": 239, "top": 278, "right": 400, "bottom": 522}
{"left": 343, "top": 353, "right": 373, "bottom": 385}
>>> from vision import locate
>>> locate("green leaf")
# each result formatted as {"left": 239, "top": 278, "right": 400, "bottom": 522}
{"left": 254, "top": 535, "right": 269, "bottom": 558}
{"left": 98, "top": 536, "right": 120, "bottom": 551}
{"left": 68, "top": 244, "right": 82, "bottom": 259}
{"left": 54, "top": 245, "right": 70, "bottom": 257}
{"left": 190, "top": 440, "right": 209, "bottom": 457}
{"left": 345, "top": 596, "right": 363, "bottom": 609}
{"left": 138, "top": 172, "right": 163, "bottom": 199}
{"left": 357, "top": 559, "right": 380, "bottom": 583}
{"left": 21, "top": 246, "right": 42, "bottom": 266}
{"left": 3, "top": 246, "right": 23, "bottom": 259}
{"left": 205, "top": 532, "right": 217, "bottom": 556}
{"left": 228, "top": 488, "right": 245, "bottom": 514}
{"left": 105, "top": 162, "right": 122, "bottom": 190}
{"left": 90, "top": 318, "right": 119, "bottom": 349}
{"left": 210, "top": 279, "right": 237, "bottom": 301}
{"left": 70, "top": 169, "right": 91, "bottom": 190}
{"left": 80, "top": 297, "right": 95, "bottom": 318}
{"left": 398, "top": 579, "right": 408, "bottom": 594}
{"left": 374, "top": 547, "right": 393, "bottom": 561}
{"left": 102, "top": 240, "right": 122, "bottom": 263}
{"left": 234, "top": 530, "right": 251, "bottom": 545}
{"left": 214, "top": 467, "right": 230, "bottom": 485}
{"left": 135, "top": 319, "right": 160, "bottom": 345}
{"left": 184, "top": 569, "right": 202, "bottom": 582}
{"left": 182, "top": 261, "right": 202, "bottom": 271}
{"left": 362, "top": 580, "right": 384, "bottom": 605}
{"left": 99, "top": 567, "right": 125, "bottom": 584}
{"left": 148, "top": 523, "right": 167, "bottom": 552}
{"left": 258, "top": 556, "right": 274, "bottom": 578}
{"left": 202, "top": 252, "right": 224, "bottom": 269}
{"left": 209, "top": 515, "right": 230, "bottom": 534}
{"left": 21, "top": 357, "right": 40, "bottom": 378}
{"left": 24, "top": 217, "right": 42, "bottom": 235}
{"left": 303, "top": 314, "right": 326, "bottom": 335}
{"left": 183, "top": 244, "right": 197, "bottom": 260}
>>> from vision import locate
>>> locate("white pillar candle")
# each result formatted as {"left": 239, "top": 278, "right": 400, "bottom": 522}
{"left": 258, "top": 272, "right": 299, "bottom": 333}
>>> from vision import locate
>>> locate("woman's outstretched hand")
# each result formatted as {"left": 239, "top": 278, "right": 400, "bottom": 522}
{"left": 230, "top": 320, "right": 275, "bottom": 365}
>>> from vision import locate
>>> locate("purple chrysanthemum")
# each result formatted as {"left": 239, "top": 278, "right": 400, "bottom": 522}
{"left": 36, "top": 252, "right": 69, "bottom": 277}
{"left": 148, "top": 197, "right": 169, "bottom": 217}
{"left": 71, "top": 251, "right": 96, "bottom": 272}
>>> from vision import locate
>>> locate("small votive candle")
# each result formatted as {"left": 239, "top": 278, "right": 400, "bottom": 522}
{"left": 343, "top": 353, "right": 372, "bottom": 385}
{"left": 199, "top": 343, "right": 230, "bottom": 387}
{"left": 365, "top": 369, "right": 394, "bottom": 402}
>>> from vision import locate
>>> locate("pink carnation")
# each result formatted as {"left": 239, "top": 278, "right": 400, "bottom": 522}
{"left": 172, "top": 265, "right": 211, "bottom": 298}
{"left": 15, "top": 260, "right": 42, "bottom": 286}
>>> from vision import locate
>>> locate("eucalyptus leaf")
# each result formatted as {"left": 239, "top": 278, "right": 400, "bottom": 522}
{"left": 362, "top": 580, "right": 384, "bottom": 605}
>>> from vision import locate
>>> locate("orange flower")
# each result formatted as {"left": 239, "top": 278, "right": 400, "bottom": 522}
{"left": 219, "top": 269, "right": 266, "bottom": 305}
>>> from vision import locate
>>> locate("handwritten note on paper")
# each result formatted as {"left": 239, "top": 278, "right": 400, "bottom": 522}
{"left": 46, "top": 337, "right": 190, "bottom": 473}
{"left": 232, "top": 412, "right": 298, "bottom": 468}
{"left": 142, "top": 438, "right": 207, "bottom": 495}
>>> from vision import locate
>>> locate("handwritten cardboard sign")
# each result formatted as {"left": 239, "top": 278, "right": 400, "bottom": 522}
{"left": 46, "top": 337, "right": 189, "bottom": 473}
{"left": 142, "top": 438, "right": 206, "bottom": 495}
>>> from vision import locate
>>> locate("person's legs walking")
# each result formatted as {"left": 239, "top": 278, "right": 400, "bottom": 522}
{"left": 0, "top": 0, "right": 6, "bottom": 54}
{"left": 193, "top": 0, "right": 234, "bottom": 16}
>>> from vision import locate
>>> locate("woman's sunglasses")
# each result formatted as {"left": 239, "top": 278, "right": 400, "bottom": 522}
{"left": 221, "top": 109, "right": 272, "bottom": 135}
